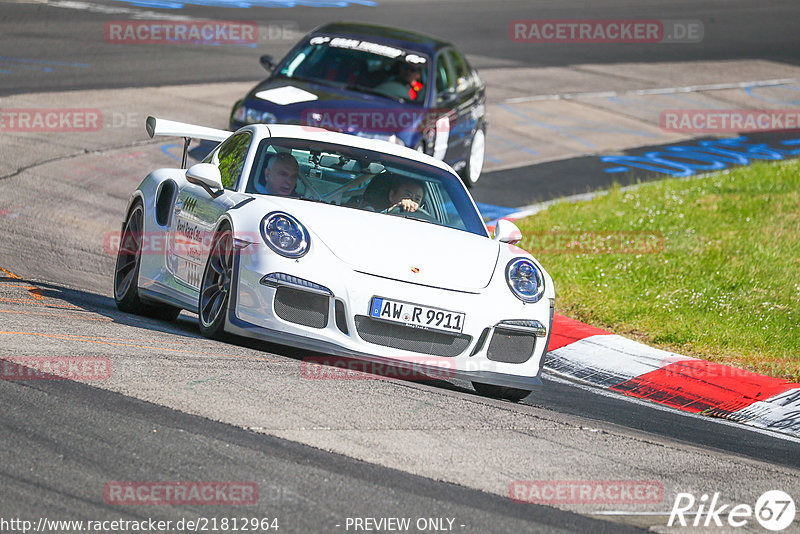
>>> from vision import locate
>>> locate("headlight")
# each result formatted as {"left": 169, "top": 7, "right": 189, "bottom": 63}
{"left": 233, "top": 105, "right": 277, "bottom": 125}
{"left": 260, "top": 212, "right": 310, "bottom": 258}
{"left": 506, "top": 258, "right": 545, "bottom": 303}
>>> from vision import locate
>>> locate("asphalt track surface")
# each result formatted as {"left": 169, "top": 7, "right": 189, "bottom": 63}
{"left": 473, "top": 131, "right": 800, "bottom": 207}
{"left": 3, "top": 0, "right": 800, "bottom": 96}
{"left": 2, "top": 1, "right": 800, "bottom": 533}
{"left": 1, "top": 358, "right": 632, "bottom": 534}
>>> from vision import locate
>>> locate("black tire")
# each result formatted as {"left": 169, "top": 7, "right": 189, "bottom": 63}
{"left": 461, "top": 125, "right": 485, "bottom": 188}
{"left": 472, "top": 382, "right": 531, "bottom": 402}
{"left": 114, "top": 201, "right": 181, "bottom": 321}
{"left": 198, "top": 225, "right": 234, "bottom": 340}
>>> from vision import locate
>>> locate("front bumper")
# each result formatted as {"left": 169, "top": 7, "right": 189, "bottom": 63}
{"left": 226, "top": 243, "right": 553, "bottom": 390}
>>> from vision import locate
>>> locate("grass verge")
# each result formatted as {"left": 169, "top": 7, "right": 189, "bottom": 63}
{"left": 516, "top": 159, "right": 800, "bottom": 382}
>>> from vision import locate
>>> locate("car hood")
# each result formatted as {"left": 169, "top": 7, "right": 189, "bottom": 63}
{"left": 244, "top": 79, "right": 425, "bottom": 135}
{"left": 264, "top": 198, "right": 497, "bottom": 293}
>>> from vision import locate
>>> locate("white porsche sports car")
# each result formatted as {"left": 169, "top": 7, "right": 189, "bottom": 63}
{"left": 114, "top": 116, "right": 554, "bottom": 401}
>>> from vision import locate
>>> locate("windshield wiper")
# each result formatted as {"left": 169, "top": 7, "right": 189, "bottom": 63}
{"left": 345, "top": 84, "right": 405, "bottom": 103}
{"left": 296, "top": 196, "right": 330, "bottom": 204}
{"left": 278, "top": 73, "right": 343, "bottom": 90}
{"left": 386, "top": 212, "right": 443, "bottom": 228}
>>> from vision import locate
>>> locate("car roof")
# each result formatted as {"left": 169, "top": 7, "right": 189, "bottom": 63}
{"left": 248, "top": 123, "right": 455, "bottom": 174}
{"left": 310, "top": 22, "right": 453, "bottom": 55}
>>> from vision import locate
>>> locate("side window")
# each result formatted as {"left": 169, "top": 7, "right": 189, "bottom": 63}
{"left": 435, "top": 53, "right": 455, "bottom": 103}
{"left": 445, "top": 49, "right": 472, "bottom": 92}
{"left": 216, "top": 132, "right": 251, "bottom": 190}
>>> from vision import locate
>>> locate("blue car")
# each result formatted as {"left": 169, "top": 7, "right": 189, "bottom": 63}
{"left": 230, "top": 22, "right": 487, "bottom": 186}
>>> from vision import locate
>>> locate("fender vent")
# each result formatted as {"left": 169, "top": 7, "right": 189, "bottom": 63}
{"left": 155, "top": 180, "right": 176, "bottom": 227}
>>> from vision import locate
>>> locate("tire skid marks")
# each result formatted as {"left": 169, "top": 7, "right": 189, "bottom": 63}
{"left": 0, "top": 330, "right": 276, "bottom": 363}
{"left": 1, "top": 267, "right": 84, "bottom": 309}
{"left": 0, "top": 266, "right": 276, "bottom": 363}
{"left": 0, "top": 309, "right": 111, "bottom": 322}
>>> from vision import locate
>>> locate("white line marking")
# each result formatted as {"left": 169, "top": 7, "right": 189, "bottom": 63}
{"left": 590, "top": 511, "right": 687, "bottom": 516}
{"left": 504, "top": 78, "right": 796, "bottom": 104}
{"left": 47, "top": 0, "right": 192, "bottom": 21}
{"left": 504, "top": 158, "right": 800, "bottom": 221}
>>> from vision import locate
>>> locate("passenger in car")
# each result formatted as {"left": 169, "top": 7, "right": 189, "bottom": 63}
{"left": 384, "top": 175, "right": 425, "bottom": 213}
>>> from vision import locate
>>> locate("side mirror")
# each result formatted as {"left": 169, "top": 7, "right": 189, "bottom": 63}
{"left": 259, "top": 54, "right": 275, "bottom": 71}
{"left": 186, "top": 163, "right": 223, "bottom": 196}
{"left": 493, "top": 219, "right": 523, "bottom": 245}
{"left": 438, "top": 89, "right": 458, "bottom": 105}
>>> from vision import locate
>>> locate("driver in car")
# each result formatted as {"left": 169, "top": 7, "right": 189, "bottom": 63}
{"left": 385, "top": 176, "right": 425, "bottom": 213}
{"left": 375, "top": 62, "right": 424, "bottom": 102}
{"left": 256, "top": 152, "right": 300, "bottom": 197}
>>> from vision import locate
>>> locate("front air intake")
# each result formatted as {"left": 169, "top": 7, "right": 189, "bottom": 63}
{"left": 273, "top": 287, "right": 329, "bottom": 329}
{"left": 335, "top": 299, "right": 349, "bottom": 335}
{"left": 354, "top": 315, "right": 471, "bottom": 357}
{"left": 486, "top": 328, "right": 536, "bottom": 364}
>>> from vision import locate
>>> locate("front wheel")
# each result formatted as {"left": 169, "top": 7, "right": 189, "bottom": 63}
{"left": 114, "top": 201, "right": 181, "bottom": 321}
{"left": 472, "top": 382, "right": 531, "bottom": 402}
{"left": 461, "top": 126, "right": 485, "bottom": 188}
{"left": 199, "top": 225, "right": 234, "bottom": 340}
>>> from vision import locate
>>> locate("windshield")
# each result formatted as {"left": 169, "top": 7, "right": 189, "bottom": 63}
{"left": 245, "top": 138, "right": 487, "bottom": 237}
{"left": 277, "top": 35, "right": 429, "bottom": 105}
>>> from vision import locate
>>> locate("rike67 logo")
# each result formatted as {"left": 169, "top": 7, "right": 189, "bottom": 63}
{"left": 669, "top": 490, "right": 796, "bottom": 531}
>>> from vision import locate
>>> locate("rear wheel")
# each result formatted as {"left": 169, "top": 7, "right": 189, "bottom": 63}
{"left": 461, "top": 126, "right": 485, "bottom": 188}
{"left": 114, "top": 201, "right": 181, "bottom": 321}
{"left": 199, "top": 225, "right": 234, "bottom": 340}
{"left": 472, "top": 382, "right": 531, "bottom": 402}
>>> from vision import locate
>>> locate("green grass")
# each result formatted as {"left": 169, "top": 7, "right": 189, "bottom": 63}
{"left": 516, "top": 159, "right": 800, "bottom": 382}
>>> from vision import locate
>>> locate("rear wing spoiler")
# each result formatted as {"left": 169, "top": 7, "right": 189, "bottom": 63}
{"left": 146, "top": 116, "right": 233, "bottom": 169}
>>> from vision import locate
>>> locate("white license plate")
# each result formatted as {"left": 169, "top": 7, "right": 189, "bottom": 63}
{"left": 369, "top": 297, "right": 465, "bottom": 334}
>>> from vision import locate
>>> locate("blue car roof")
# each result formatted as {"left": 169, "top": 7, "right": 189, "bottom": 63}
{"left": 310, "top": 22, "right": 453, "bottom": 56}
